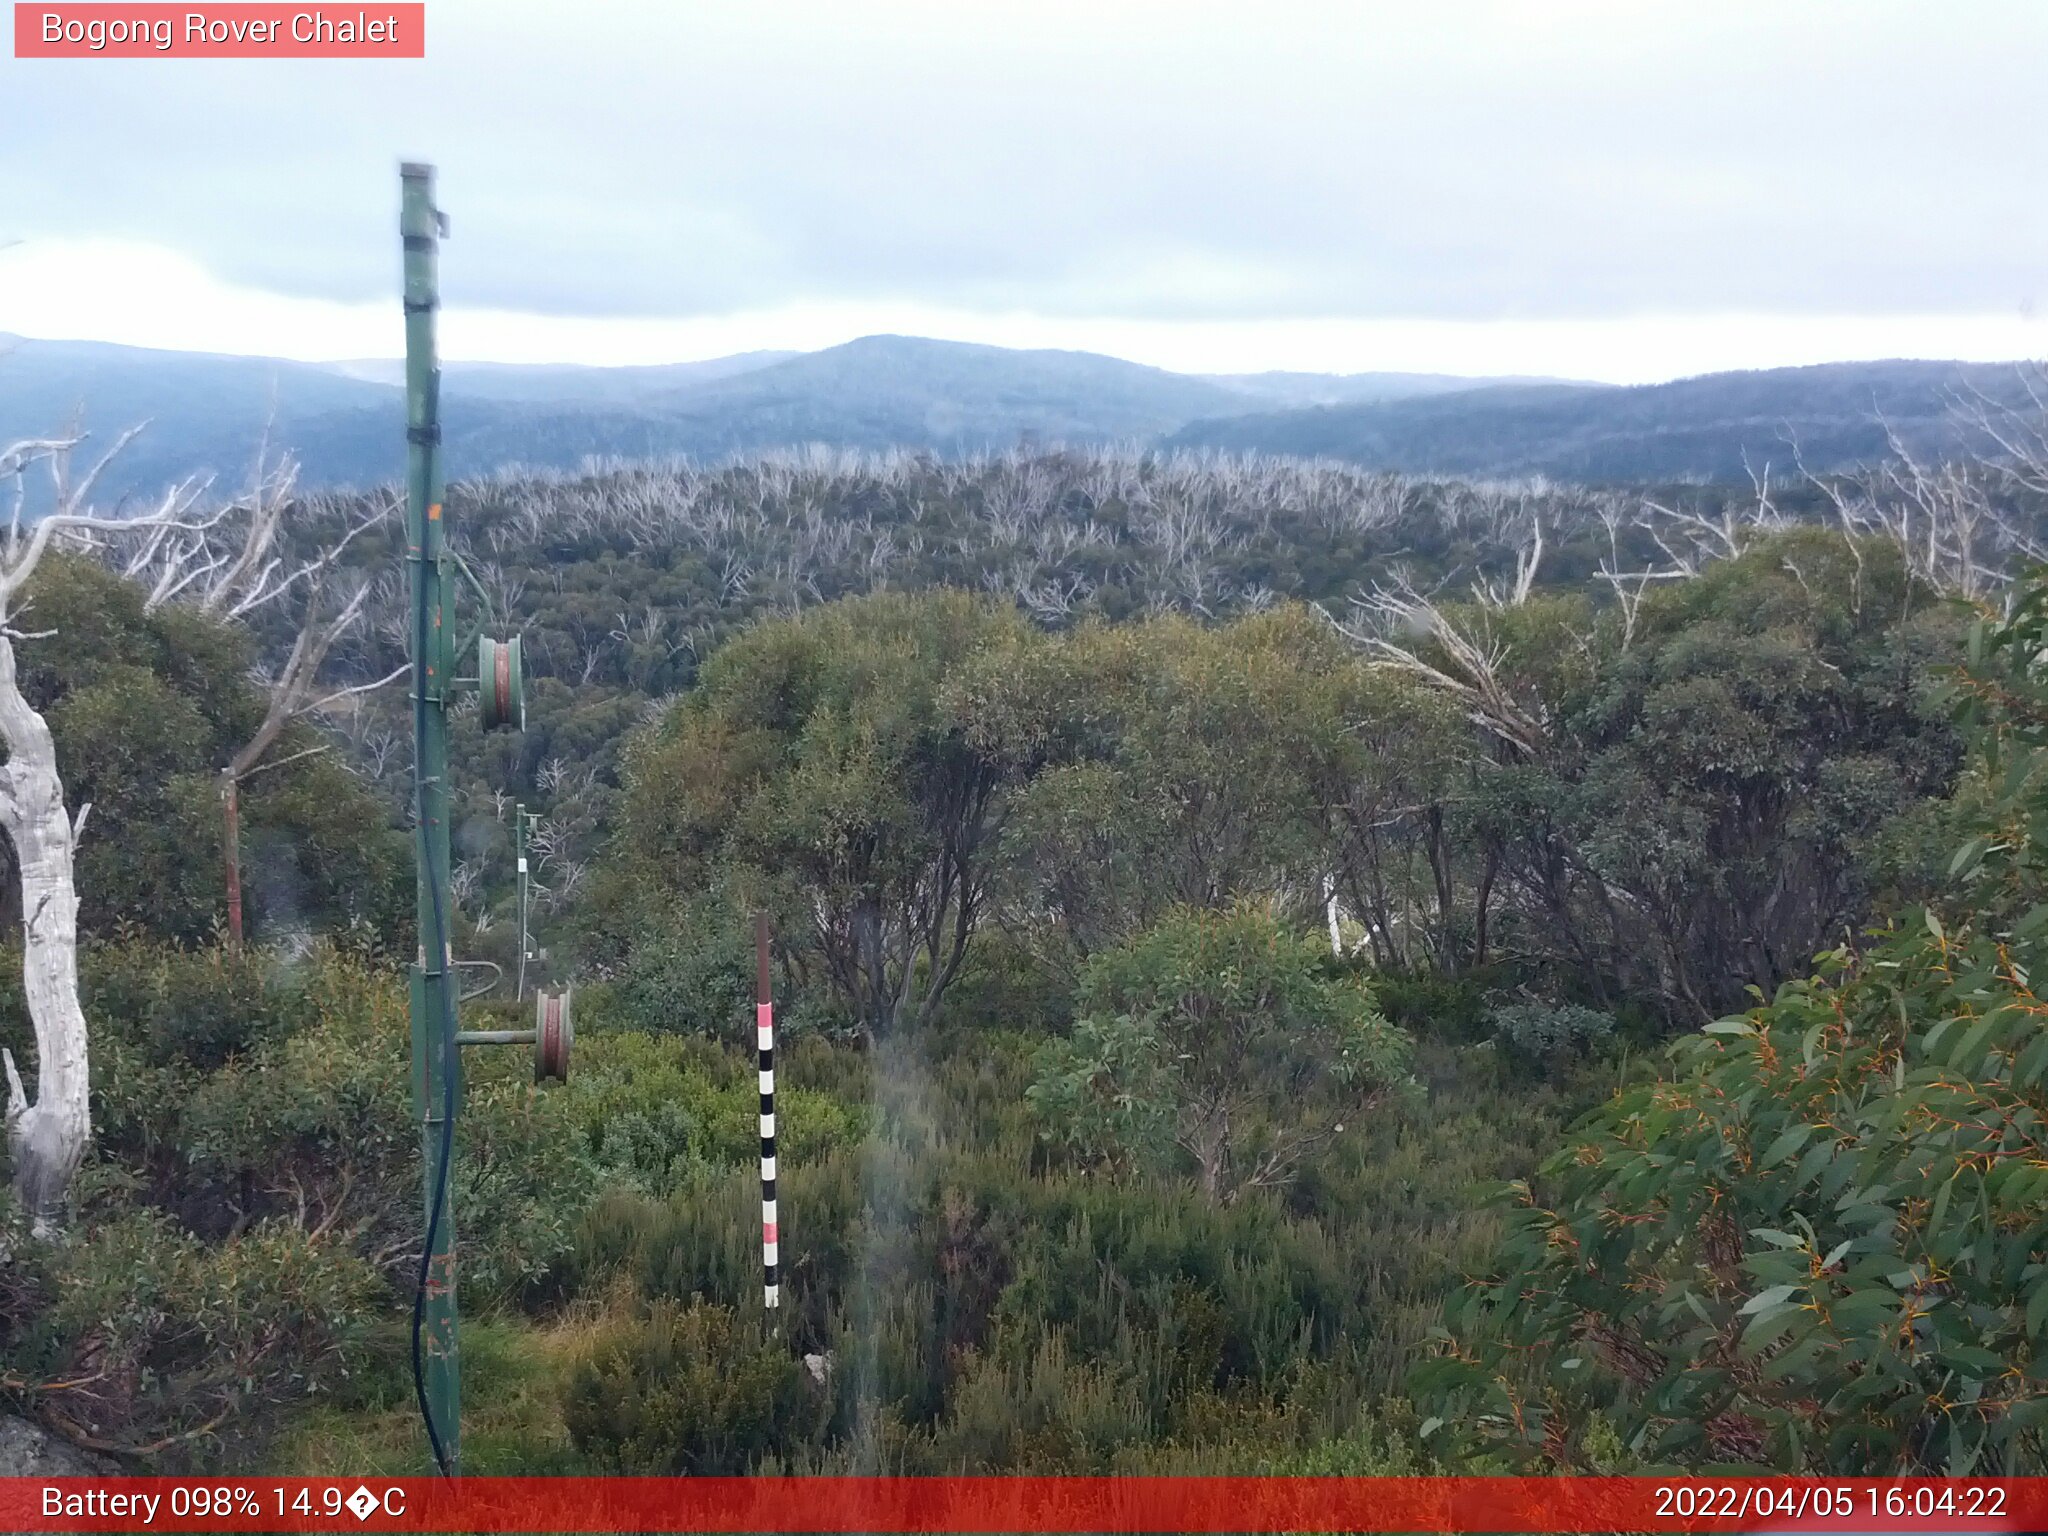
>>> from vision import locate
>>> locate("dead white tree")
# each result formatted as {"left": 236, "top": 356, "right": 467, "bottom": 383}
{"left": 1471, "top": 506, "right": 1545, "bottom": 609}
{"left": 1586, "top": 495, "right": 1695, "bottom": 650}
{"left": 1793, "top": 404, "right": 2048, "bottom": 603}
{"left": 1343, "top": 577, "right": 1549, "bottom": 758}
{"left": 0, "top": 434, "right": 214, "bottom": 1227}
{"left": 1957, "top": 365, "right": 2048, "bottom": 501}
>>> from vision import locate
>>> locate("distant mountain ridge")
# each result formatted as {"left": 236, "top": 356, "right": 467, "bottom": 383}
{"left": 0, "top": 331, "right": 2030, "bottom": 496}
{"left": 1198, "top": 369, "right": 1588, "bottom": 409}
{"left": 320, "top": 349, "right": 802, "bottom": 398}
{"left": 1167, "top": 360, "right": 2038, "bottom": 483}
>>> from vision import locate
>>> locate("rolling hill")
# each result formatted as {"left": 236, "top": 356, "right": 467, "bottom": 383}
{"left": 2, "top": 333, "right": 1305, "bottom": 498}
{"left": 1197, "top": 369, "right": 1582, "bottom": 409}
{"left": 3, "top": 331, "right": 2034, "bottom": 498}
{"left": 1166, "top": 360, "right": 2039, "bottom": 483}
{"left": 321, "top": 350, "right": 801, "bottom": 400}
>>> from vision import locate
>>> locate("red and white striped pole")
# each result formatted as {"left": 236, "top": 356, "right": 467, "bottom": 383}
{"left": 755, "top": 912, "right": 779, "bottom": 1322}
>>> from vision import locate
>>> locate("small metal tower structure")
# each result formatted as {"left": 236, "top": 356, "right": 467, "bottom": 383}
{"left": 400, "top": 159, "right": 462, "bottom": 1476}
{"left": 401, "top": 161, "right": 555, "bottom": 1476}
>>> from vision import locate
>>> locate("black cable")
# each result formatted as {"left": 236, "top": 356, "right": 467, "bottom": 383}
{"left": 409, "top": 547, "right": 457, "bottom": 1479}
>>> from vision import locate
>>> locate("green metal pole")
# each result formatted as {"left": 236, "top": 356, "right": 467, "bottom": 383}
{"left": 401, "top": 160, "right": 461, "bottom": 1475}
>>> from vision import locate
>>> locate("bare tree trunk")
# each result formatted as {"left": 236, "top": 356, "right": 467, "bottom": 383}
{"left": 1474, "top": 846, "right": 1498, "bottom": 969}
{"left": 1426, "top": 803, "right": 1457, "bottom": 974}
{"left": 0, "top": 633, "right": 90, "bottom": 1229}
{"left": 856, "top": 894, "right": 888, "bottom": 1042}
{"left": 1181, "top": 1107, "right": 1231, "bottom": 1206}
{"left": 222, "top": 776, "right": 244, "bottom": 951}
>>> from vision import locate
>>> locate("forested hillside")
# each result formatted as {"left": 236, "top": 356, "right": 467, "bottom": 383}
{"left": 6, "top": 426, "right": 2048, "bottom": 1476}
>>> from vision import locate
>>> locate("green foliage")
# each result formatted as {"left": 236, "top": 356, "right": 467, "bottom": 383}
{"left": 1030, "top": 905, "right": 1411, "bottom": 1202}
{"left": 3, "top": 1207, "right": 379, "bottom": 1463}
{"left": 62, "top": 945, "right": 758, "bottom": 1308}
{"left": 1419, "top": 568, "right": 2048, "bottom": 1473}
{"left": 1485, "top": 1001, "right": 1616, "bottom": 1078}
{"left": 316, "top": 455, "right": 1681, "bottom": 994}
{"left": 992, "top": 605, "right": 1446, "bottom": 960}
{"left": 563, "top": 1297, "right": 831, "bottom": 1472}
{"left": 572, "top": 539, "right": 1938, "bottom": 1036}
{"left": 20, "top": 449, "right": 2013, "bottom": 1477}
{"left": 7, "top": 928, "right": 1559, "bottom": 1475}
{"left": 77, "top": 948, "right": 576, "bottom": 1302}
{"left": 591, "top": 895, "right": 754, "bottom": 1039}
{"left": 3, "top": 554, "right": 406, "bottom": 947}
{"left": 1457, "top": 530, "right": 1961, "bottom": 1018}
{"left": 908, "top": 1331, "right": 1152, "bottom": 1471}
{"left": 561, "top": 1023, "right": 1558, "bottom": 1474}
{"left": 309, "top": 463, "right": 1969, "bottom": 1033}
{"left": 562, "top": 1023, "right": 865, "bottom": 1187}
{"left": 77, "top": 937, "right": 299, "bottom": 1070}
{"left": 613, "top": 589, "right": 1043, "bottom": 1036}
{"left": 1371, "top": 969, "right": 1496, "bottom": 1043}
{"left": 1252, "top": 1401, "right": 1438, "bottom": 1474}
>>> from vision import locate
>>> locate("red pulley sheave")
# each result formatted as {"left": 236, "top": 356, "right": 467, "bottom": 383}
{"left": 534, "top": 989, "right": 572, "bottom": 1082}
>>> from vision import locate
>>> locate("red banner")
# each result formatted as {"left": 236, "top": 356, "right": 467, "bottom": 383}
{"left": 2, "top": 1476, "right": 2043, "bottom": 1532}
{"left": 13, "top": 4, "right": 424, "bottom": 57}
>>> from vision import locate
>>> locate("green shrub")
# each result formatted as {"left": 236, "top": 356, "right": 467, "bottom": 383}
{"left": 1251, "top": 1399, "right": 1437, "bottom": 1474}
{"left": 78, "top": 944, "right": 606, "bottom": 1308}
{"left": 597, "top": 898, "right": 753, "bottom": 1039}
{"left": 1417, "top": 575, "right": 2048, "bottom": 1474}
{"left": 562, "top": 1297, "right": 830, "bottom": 1472}
{"left": 91, "top": 939, "right": 300, "bottom": 1069}
{"left": 931, "top": 928, "right": 1074, "bottom": 1035}
{"left": 910, "top": 1331, "right": 1149, "bottom": 1472}
{"left": 1371, "top": 969, "right": 1495, "bottom": 1043}
{"left": 0, "top": 938, "right": 300, "bottom": 1096}
{"left": 1484, "top": 1000, "right": 1615, "bottom": 1077}
{"left": 0, "top": 553, "right": 407, "bottom": 949}
{"left": 1421, "top": 912, "right": 2048, "bottom": 1472}
{"left": 1030, "top": 904, "right": 1412, "bottom": 1202}
{"left": 557, "top": 1096, "right": 1532, "bottom": 1475}
{"left": 566, "top": 1028, "right": 866, "bottom": 1187}
{"left": 4, "top": 1208, "right": 379, "bottom": 1466}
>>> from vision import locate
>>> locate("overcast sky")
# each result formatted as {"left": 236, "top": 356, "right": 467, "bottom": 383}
{"left": 2, "top": 0, "right": 2044, "bottom": 383}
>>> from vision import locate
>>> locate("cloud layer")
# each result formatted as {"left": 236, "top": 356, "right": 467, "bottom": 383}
{"left": 2, "top": 0, "right": 2043, "bottom": 375}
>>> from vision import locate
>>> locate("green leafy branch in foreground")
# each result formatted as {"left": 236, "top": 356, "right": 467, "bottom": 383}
{"left": 1418, "top": 574, "right": 2048, "bottom": 1474}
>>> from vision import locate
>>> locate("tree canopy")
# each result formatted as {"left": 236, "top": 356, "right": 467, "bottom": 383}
{"left": 1419, "top": 563, "right": 2048, "bottom": 1473}
{"left": 610, "top": 589, "right": 1040, "bottom": 1036}
{"left": 5, "top": 554, "right": 406, "bottom": 948}
{"left": 1030, "top": 903, "right": 1411, "bottom": 1204}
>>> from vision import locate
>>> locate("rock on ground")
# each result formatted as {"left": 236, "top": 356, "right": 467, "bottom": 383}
{"left": 0, "top": 1414, "right": 119, "bottom": 1476}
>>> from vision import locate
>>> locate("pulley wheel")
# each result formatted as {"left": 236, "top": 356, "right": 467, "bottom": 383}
{"left": 478, "top": 635, "right": 525, "bottom": 732}
{"left": 534, "top": 987, "right": 572, "bottom": 1082}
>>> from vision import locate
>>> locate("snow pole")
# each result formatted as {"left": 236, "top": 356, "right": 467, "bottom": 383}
{"left": 757, "top": 912, "right": 779, "bottom": 1324}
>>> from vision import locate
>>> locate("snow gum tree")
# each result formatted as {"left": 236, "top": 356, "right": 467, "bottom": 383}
{"left": 0, "top": 433, "right": 209, "bottom": 1227}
